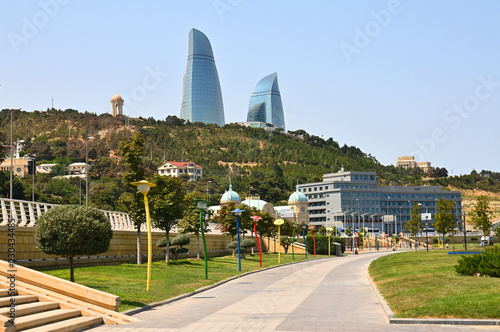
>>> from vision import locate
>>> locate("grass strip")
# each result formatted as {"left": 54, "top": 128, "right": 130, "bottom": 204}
{"left": 43, "top": 253, "right": 321, "bottom": 312}
{"left": 369, "top": 251, "right": 500, "bottom": 319}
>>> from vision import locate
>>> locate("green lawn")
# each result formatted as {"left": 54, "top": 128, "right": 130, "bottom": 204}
{"left": 369, "top": 251, "right": 500, "bottom": 319}
{"left": 43, "top": 253, "right": 319, "bottom": 312}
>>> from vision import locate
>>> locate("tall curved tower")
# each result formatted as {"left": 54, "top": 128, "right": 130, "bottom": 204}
{"left": 247, "top": 73, "right": 285, "bottom": 129}
{"left": 180, "top": 29, "right": 225, "bottom": 126}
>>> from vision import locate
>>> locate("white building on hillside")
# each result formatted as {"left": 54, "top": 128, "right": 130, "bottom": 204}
{"left": 157, "top": 161, "right": 203, "bottom": 182}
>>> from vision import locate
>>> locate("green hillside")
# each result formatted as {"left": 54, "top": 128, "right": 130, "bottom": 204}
{"left": 0, "top": 108, "right": 498, "bottom": 211}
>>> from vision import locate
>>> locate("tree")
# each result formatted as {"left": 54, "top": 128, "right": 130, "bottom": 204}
{"left": 470, "top": 195, "right": 493, "bottom": 237}
{"left": 433, "top": 197, "right": 457, "bottom": 250}
{"left": 34, "top": 205, "right": 112, "bottom": 282}
{"left": 405, "top": 203, "right": 423, "bottom": 251}
{"left": 117, "top": 133, "right": 147, "bottom": 264}
{"left": 149, "top": 174, "right": 185, "bottom": 263}
{"left": 280, "top": 236, "right": 292, "bottom": 253}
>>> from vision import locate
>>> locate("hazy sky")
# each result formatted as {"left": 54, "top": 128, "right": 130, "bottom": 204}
{"left": 2, "top": 1, "right": 499, "bottom": 175}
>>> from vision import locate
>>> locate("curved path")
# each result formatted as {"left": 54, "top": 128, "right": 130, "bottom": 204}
{"left": 91, "top": 252, "right": 497, "bottom": 331}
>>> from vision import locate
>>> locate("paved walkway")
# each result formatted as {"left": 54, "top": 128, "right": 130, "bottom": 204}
{"left": 90, "top": 251, "right": 498, "bottom": 331}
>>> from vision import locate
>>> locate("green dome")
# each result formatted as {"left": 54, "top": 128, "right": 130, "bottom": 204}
{"left": 288, "top": 185, "right": 307, "bottom": 203}
{"left": 221, "top": 185, "right": 240, "bottom": 203}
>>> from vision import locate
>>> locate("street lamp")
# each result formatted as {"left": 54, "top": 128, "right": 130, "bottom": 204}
{"left": 206, "top": 180, "right": 212, "bottom": 202}
{"left": 326, "top": 227, "right": 333, "bottom": 256}
{"left": 386, "top": 195, "right": 391, "bottom": 235}
{"left": 301, "top": 224, "right": 308, "bottom": 258}
{"left": 292, "top": 222, "right": 298, "bottom": 260}
{"left": 309, "top": 225, "right": 316, "bottom": 257}
{"left": 85, "top": 136, "right": 94, "bottom": 206}
{"left": 231, "top": 208, "right": 245, "bottom": 271}
{"left": 196, "top": 199, "right": 209, "bottom": 279}
{"left": 251, "top": 215, "right": 263, "bottom": 267}
{"left": 131, "top": 180, "right": 156, "bottom": 291}
{"left": 274, "top": 219, "right": 285, "bottom": 264}
{"left": 418, "top": 203, "right": 429, "bottom": 252}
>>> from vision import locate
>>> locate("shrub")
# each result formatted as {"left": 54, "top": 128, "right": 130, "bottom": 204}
{"left": 241, "top": 238, "right": 257, "bottom": 249}
{"left": 455, "top": 251, "right": 500, "bottom": 277}
{"left": 171, "top": 234, "right": 190, "bottom": 247}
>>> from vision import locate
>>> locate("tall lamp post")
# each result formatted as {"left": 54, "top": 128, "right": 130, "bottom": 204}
{"left": 85, "top": 136, "right": 94, "bottom": 206}
{"left": 206, "top": 180, "right": 212, "bottom": 203}
{"left": 419, "top": 203, "right": 429, "bottom": 252}
{"left": 309, "top": 225, "right": 316, "bottom": 257}
{"left": 231, "top": 208, "right": 245, "bottom": 271}
{"left": 251, "top": 215, "right": 263, "bottom": 267}
{"left": 196, "top": 199, "right": 209, "bottom": 279}
{"left": 292, "top": 222, "right": 298, "bottom": 260}
{"left": 326, "top": 227, "right": 333, "bottom": 256}
{"left": 301, "top": 224, "right": 308, "bottom": 258}
{"left": 274, "top": 219, "right": 285, "bottom": 264}
{"left": 131, "top": 180, "right": 156, "bottom": 292}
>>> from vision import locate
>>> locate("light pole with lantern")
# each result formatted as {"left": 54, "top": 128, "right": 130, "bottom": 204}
{"left": 419, "top": 203, "right": 429, "bottom": 252}
{"left": 326, "top": 227, "right": 333, "bottom": 255}
{"left": 131, "top": 180, "right": 156, "bottom": 292}
{"left": 301, "top": 224, "right": 308, "bottom": 258}
{"left": 251, "top": 215, "right": 263, "bottom": 267}
{"left": 274, "top": 219, "right": 285, "bottom": 264}
{"left": 231, "top": 208, "right": 245, "bottom": 271}
{"left": 85, "top": 136, "right": 94, "bottom": 206}
{"left": 309, "top": 225, "right": 316, "bottom": 257}
{"left": 196, "top": 199, "right": 209, "bottom": 279}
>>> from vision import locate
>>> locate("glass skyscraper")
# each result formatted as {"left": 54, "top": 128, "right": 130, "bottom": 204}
{"left": 180, "top": 29, "right": 225, "bottom": 126}
{"left": 247, "top": 73, "right": 285, "bottom": 129}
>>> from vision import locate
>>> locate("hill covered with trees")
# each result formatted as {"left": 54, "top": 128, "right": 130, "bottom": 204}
{"left": 0, "top": 108, "right": 498, "bottom": 212}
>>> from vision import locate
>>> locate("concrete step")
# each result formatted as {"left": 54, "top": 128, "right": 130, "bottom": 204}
{"left": 0, "top": 302, "right": 60, "bottom": 318}
{"left": 13, "top": 309, "right": 81, "bottom": 331}
{"left": 0, "top": 295, "right": 38, "bottom": 308}
{"left": 22, "top": 316, "right": 103, "bottom": 332}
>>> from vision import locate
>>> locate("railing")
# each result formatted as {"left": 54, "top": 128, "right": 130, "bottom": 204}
{"left": 0, "top": 198, "right": 163, "bottom": 232}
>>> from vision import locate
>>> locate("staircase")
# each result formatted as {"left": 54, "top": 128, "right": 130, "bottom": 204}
{"left": 0, "top": 261, "right": 140, "bottom": 331}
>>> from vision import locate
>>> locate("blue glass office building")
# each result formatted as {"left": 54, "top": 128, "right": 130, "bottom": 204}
{"left": 180, "top": 29, "right": 225, "bottom": 126}
{"left": 247, "top": 73, "right": 285, "bottom": 129}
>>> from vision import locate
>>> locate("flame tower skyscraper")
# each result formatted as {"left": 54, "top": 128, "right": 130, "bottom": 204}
{"left": 180, "top": 29, "right": 225, "bottom": 126}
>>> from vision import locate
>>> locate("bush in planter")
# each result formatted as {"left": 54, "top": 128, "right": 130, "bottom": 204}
{"left": 157, "top": 234, "right": 190, "bottom": 261}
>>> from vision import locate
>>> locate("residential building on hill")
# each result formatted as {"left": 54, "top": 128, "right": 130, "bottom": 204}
{"left": 396, "top": 156, "right": 432, "bottom": 173}
{"left": 0, "top": 157, "right": 34, "bottom": 177}
{"left": 157, "top": 161, "right": 203, "bottom": 182}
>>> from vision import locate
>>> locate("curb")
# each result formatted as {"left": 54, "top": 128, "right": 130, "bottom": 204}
{"left": 367, "top": 266, "right": 500, "bottom": 326}
{"left": 123, "top": 255, "right": 337, "bottom": 316}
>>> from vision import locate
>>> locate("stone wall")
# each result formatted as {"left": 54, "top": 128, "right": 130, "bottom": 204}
{"left": 0, "top": 226, "right": 233, "bottom": 268}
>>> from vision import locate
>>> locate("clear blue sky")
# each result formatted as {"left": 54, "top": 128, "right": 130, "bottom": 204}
{"left": 2, "top": 0, "right": 500, "bottom": 175}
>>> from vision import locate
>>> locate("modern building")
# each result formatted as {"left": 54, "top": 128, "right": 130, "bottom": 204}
{"left": 157, "top": 161, "right": 203, "bottom": 182}
{"left": 298, "top": 169, "right": 462, "bottom": 234}
{"left": 247, "top": 73, "right": 285, "bottom": 129}
{"left": 180, "top": 28, "right": 225, "bottom": 127}
{"left": 396, "top": 156, "right": 432, "bottom": 173}
{"left": 110, "top": 94, "right": 124, "bottom": 117}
